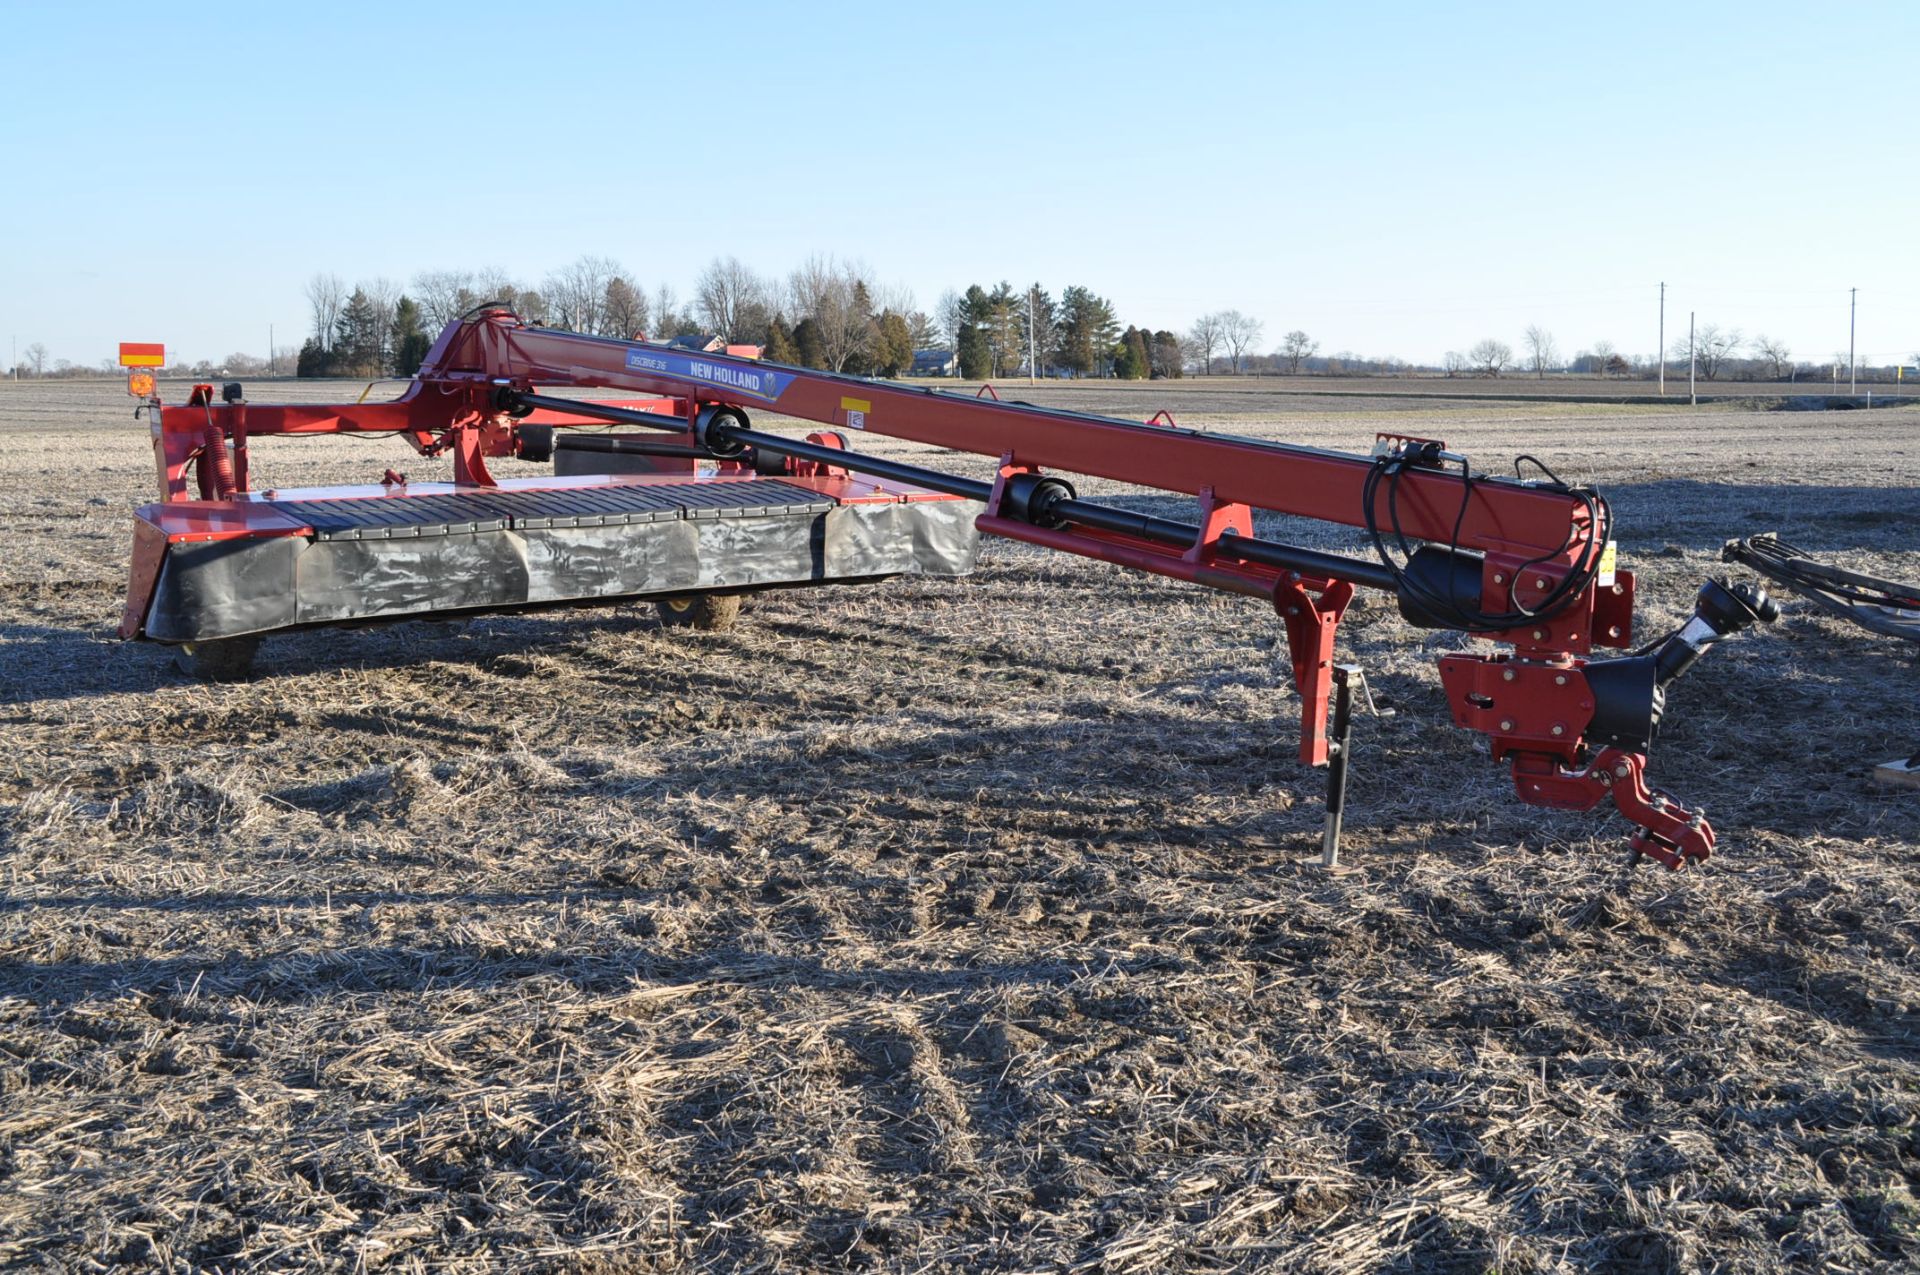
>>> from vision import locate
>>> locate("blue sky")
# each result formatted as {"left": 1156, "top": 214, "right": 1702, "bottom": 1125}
{"left": 2, "top": 1, "right": 1914, "bottom": 369}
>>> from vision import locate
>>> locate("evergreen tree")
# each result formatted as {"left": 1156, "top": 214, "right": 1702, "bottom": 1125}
{"left": 1151, "top": 330, "right": 1185, "bottom": 379}
{"left": 333, "top": 288, "right": 381, "bottom": 376}
{"left": 296, "top": 337, "right": 326, "bottom": 378}
{"left": 957, "top": 323, "right": 990, "bottom": 379}
{"left": 1115, "top": 327, "right": 1151, "bottom": 379}
{"left": 872, "top": 311, "right": 914, "bottom": 377}
{"left": 1053, "top": 286, "right": 1119, "bottom": 377}
{"left": 391, "top": 295, "right": 431, "bottom": 375}
{"left": 1020, "top": 285, "right": 1055, "bottom": 376}
{"left": 985, "top": 281, "right": 1023, "bottom": 376}
{"left": 793, "top": 317, "right": 826, "bottom": 369}
{"left": 765, "top": 314, "right": 800, "bottom": 364}
{"left": 962, "top": 284, "right": 992, "bottom": 325}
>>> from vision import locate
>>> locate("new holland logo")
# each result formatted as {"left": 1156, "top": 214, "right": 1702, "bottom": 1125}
{"left": 624, "top": 349, "right": 789, "bottom": 402}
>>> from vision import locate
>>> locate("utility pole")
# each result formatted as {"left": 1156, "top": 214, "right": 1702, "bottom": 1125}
{"left": 1688, "top": 311, "right": 1696, "bottom": 406}
{"left": 269, "top": 323, "right": 275, "bottom": 377}
{"left": 1657, "top": 281, "right": 1665, "bottom": 396}
{"left": 1848, "top": 286, "right": 1857, "bottom": 395}
{"left": 1028, "top": 285, "right": 1036, "bottom": 386}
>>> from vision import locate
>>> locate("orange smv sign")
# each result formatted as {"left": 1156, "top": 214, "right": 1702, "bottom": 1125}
{"left": 119, "top": 342, "right": 165, "bottom": 367}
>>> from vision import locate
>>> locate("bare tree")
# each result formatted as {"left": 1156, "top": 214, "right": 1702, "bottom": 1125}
{"left": 472, "top": 267, "right": 519, "bottom": 305}
{"left": 1522, "top": 324, "right": 1559, "bottom": 379}
{"left": 1590, "top": 339, "right": 1617, "bottom": 377}
{"left": 934, "top": 288, "right": 966, "bottom": 351}
{"left": 1219, "top": 311, "right": 1265, "bottom": 374}
{"left": 1279, "top": 329, "right": 1318, "bottom": 374}
{"left": 1188, "top": 312, "right": 1226, "bottom": 374}
{"left": 544, "top": 255, "right": 621, "bottom": 333}
{"left": 650, "top": 283, "right": 683, "bottom": 339}
{"left": 411, "top": 270, "right": 474, "bottom": 328}
{"left": 1690, "top": 324, "right": 1742, "bottom": 380}
{"left": 788, "top": 255, "right": 875, "bottom": 372}
{"left": 694, "top": 256, "right": 771, "bottom": 344}
{"left": 362, "top": 277, "right": 400, "bottom": 365}
{"left": 1754, "top": 334, "right": 1792, "bottom": 379}
{"left": 511, "top": 287, "right": 550, "bottom": 326}
{"left": 1442, "top": 350, "right": 1467, "bottom": 377}
{"left": 1468, "top": 338, "right": 1511, "bottom": 377}
{"left": 23, "top": 342, "right": 48, "bottom": 376}
{"left": 305, "top": 273, "right": 347, "bottom": 351}
{"left": 602, "top": 276, "right": 648, "bottom": 340}
{"left": 872, "top": 281, "right": 916, "bottom": 322}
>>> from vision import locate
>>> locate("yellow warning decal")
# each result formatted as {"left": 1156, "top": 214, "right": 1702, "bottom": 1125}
{"left": 841, "top": 396, "right": 871, "bottom": 430}
{"left": 1597, "top": 539, "right": 1618, "bottom": 588}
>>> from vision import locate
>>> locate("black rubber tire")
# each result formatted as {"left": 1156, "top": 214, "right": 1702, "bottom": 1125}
{"left": 655, "top": 594, "right": 743, "bottom": 632}
{"left": 177, "top": 636, "right": 261, "bottom": 681}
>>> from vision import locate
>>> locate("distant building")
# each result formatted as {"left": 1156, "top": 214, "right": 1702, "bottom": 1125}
{"left": 911, "top": 348, "right": 957, "bottom": 377}
{"left": 661, "top": 333, "right": 762, "bottom": 359}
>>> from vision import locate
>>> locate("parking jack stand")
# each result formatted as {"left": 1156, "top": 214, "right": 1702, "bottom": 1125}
{"left": 1319, "top": 663, "right": 1362, "bottom": 869}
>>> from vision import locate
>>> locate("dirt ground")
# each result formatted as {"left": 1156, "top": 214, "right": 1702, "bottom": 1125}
{"left": 1, "top": 377, "right": 1916, "bottom": 1272}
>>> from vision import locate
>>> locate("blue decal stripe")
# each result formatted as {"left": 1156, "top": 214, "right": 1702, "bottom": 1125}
{"left": 624, "top": 349, "right": 788, "bottom": 402}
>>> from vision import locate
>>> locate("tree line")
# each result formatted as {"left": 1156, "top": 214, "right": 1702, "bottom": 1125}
{"left": 288, "top": 256, "right": 1296, "bottom": 382}
{"left": 1433, "top": 324, "right": 1873, "bottom": 382}
{"left": 12, "top": 267, "right": 1907, "bottom": 383}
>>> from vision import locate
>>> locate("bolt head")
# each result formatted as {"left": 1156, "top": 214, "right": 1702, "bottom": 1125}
{"left": 1502, "top": 669, "right": 1515, "bottom": 681}
{"left": 1499, "top": 719, "right": 1515, "bottom": 732}
{"left": 1551, "top": 724, "right": 1565, "bottom": 736}
{"left": 1534, "top": 576, "right": 1549, "bottom": 589}
{"left": 1493, "top": 572, "right": 1506, "bottom": 584}
{"left": 1554, "top": 674, "right": 1568, "bottom": 685}
{"left": 1532, "top": 629, "right": 1546, "bottom": 641}
{"left": 1615, "top": 762, "right": 1631, "bottom": 777}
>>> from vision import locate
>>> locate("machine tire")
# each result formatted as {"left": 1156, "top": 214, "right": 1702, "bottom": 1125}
{"left": 177, "top": 636, "right": 261, "bottom": 681}
{"left": 655, "top": 594, "right": 743, "bottom": 632}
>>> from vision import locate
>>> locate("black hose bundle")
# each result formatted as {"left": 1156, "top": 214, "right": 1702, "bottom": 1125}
{"left": 1723, "top": 533, "right": 1920, "bottom": 643}
{"left": 1363, "top": 448, "right": 1612, "bottom": 632}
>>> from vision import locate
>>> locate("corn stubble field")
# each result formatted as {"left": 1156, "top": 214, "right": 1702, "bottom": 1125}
{"left": 1, "top": 377, "right": 1917, "bottom": 1272}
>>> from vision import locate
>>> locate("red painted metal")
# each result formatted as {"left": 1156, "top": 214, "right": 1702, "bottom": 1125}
{"left": 1184, "top": 489, "right": 1254, "bottom": 564}
{"left": 120, "top": 312, "right": 1719, "bottom": 865}
{"left": 1276, "top": 577, "right": 1355, "bottom": 765}
{"left": 1507, "top": 749, "right": 1712, "bottom": 869}
{"left": 118, "top": 519, "right": 169, "bottom": 640}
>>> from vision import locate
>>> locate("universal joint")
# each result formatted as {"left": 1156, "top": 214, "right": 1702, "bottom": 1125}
{"left": 1000, "top": 473, "right": 1076, "bottom": 528}
{"left": 1584, "top": 577, "right": 1777, "bottom": 753}
{"left": 693, "top": 406, "right": 750, "bottom": 458}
